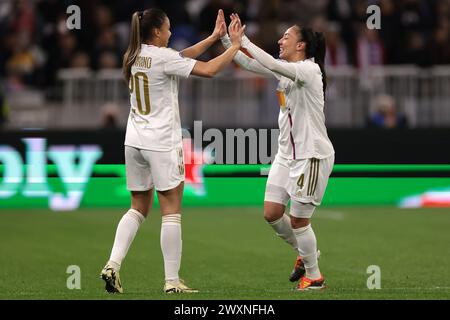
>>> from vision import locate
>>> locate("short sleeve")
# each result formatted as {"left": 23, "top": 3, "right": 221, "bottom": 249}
{"left": 163, "top": 48, "right": 197, "bottom": 78}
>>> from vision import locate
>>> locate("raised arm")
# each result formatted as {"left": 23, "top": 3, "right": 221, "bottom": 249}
{"left": 180, "top": 10, "right": 226, "bottom": 59}
{"left": 190, "top": 18, "right": 244, "bottom": 78}
{"left": 242, "top": 36, "right": 297, "bottom": 81}
{"left": 220, "top": 34, "right": 278, "bottom": 78}
{"left": 230, "top": 14, "right": 296, "bottom": 81}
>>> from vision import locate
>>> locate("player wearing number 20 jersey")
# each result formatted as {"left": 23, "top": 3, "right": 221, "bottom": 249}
{"left": 101, "top": 8, "right": 244, "bottom": 294}
{"left": 125, "top": 45, "right": 196, "bottom": 152}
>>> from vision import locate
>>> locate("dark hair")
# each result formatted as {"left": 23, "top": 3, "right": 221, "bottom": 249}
{"left": 122, "top": 8, "right": 167, "bottom": 82}
{"left": 294, "top": 26, "right": 327, "bottom": 96}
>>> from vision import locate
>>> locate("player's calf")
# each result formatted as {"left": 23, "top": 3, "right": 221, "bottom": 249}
{"left": 289, "top": 250, "right": 321, "bottom": 282}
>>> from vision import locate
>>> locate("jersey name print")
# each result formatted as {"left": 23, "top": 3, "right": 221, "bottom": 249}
{"left": 133, "top": 56, "right": 152, "bottom": 69}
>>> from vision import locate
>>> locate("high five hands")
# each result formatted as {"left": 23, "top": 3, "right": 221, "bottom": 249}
{"left": 229, "top": 13, "right": 244, "bottom": 30}
{"left": 212, "top": 9, "right": 227, "bottom": 41}
{"left": 211, "top": 9, "right": 246, "bottom": 48}
{"left": 228, "top": 13, "right": 246, "bottom": 48}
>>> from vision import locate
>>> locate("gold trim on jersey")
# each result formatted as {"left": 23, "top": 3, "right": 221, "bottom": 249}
{"left": 307, "top": 158, "right": 320, "bottom": 196}
{"left": 177, "top": 148, "right": 185, "bottom": 175}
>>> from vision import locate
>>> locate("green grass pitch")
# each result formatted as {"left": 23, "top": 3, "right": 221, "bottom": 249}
{"left": 0, "top": 207, "right": 449, "bottom": 300}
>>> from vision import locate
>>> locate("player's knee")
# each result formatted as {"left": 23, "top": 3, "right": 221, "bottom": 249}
{"left": 263, "top": 203, "right": 284, "bottom": 223}
{"left": 133, "top": 206, "right": 149, "bottom": 217}
{"left": 130, "top": 203, "right": 150, "bottom": 217}
{"left": 263, "top": 210, "right": 277, "bottom": 223}
{"left": 160, "top": 205, "right": 181, "bottom": 216}
{"left": 290, "top": 201, "right": 315, "bottom": 228}
{"left": 290, "top": 217, "right": 310, "bottom": 229}
{"left": 131, "top": 190, "right": 152, "bottom": 217}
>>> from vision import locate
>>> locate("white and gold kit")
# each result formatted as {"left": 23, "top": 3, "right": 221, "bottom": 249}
{"left": 124, "top": 44, "right": 196, "bottom": 191}
{"left": 222, "top": 36, "right": 335, "bottom": 212}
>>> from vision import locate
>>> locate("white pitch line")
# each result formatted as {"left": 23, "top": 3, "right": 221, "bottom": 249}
{"left": 186, "top": 287, "right": 450, "bottom": 294}
{"left": 317, "top": 210, "right": 346, "bottom": 220}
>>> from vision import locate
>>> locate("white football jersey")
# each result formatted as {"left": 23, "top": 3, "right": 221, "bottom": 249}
{"left": 276, "top": 58, "right": 334, "bottom": 160}
{"left": 124, "top": 44, "right": 196, "bottom": 151}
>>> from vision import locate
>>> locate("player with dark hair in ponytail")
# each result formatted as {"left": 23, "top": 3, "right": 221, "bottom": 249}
{"left": 297, "top": 27, "right": 327, "bottom": 96}
{"left": 221, "top": 14, "right": 334, "bottom": 290}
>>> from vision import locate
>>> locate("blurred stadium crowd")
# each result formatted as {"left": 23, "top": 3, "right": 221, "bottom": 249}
{"left": 1, "top": 0, "right": 449, "bottom": 92}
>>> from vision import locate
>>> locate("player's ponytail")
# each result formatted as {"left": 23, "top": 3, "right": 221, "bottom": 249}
{"left": 122, "top": 9, "right": 167, "bottom": 82}
{"left": 123, "top": 11, "right": 142, "bottom": 82}
{"left": 313, "top": 31, "right": 327, "bottom": 97}
{"left": 296, "top": 26, "right": 327, "bottom": 97}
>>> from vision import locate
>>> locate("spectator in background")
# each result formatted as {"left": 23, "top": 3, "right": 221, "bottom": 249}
{"left": 70, "top": 52, "right": 91, "bottom": 69}
{"left": 355, "top": 25, "right": 384, "bottom": 70}
{"left": 398, "top": 0, "right": 433, "bottom": 31}
{"left": 395, "top": 0, "right": 433, "bottom": 65}
{"left": 197, "top": 0, "right": 243, "bottom": 60}
{"left": 58, "top": 32, "right": 77, "bottom": 61}
{"left": 403, "top": 31, "right": 431, "bottom": 66}
{"left": 101, "top": 102, "right": 120, "bottom": 129}
{"left": 379, "top": 0, "right": 399, "bottom": 64}
{"left": 44, "top": 32, "right": 78, "bottom": 85}
{"left": 368, "top": 94, "right": 408, "bottom": 129}
{"left": 253, "top": 0, "right": 280, "bottom": 57}
{"left": 10, "top": 0, "right": 35, "bottom": 38}
{"left": 5, "top": 32, "right": 40, "bottom": 89}
{"left": 430, "top": 22, "right": 450, "bottom": 65}
{"left": 2, "top": 0, "right": 45, "bottom": 89}
{"left": 326, "top": 0, "right": 354, "bottom": 64}
{"left": 325, "top": 22, "right": 349, "bottom": 66}
{"left": 198, "top": 0, "right": 231, "bottom": 37}
{"left": 94, "top": 5, "right": 115, "bottom": 34}
{"left": 94, "top": 28, "right": 122, "bottom": 70}
{"left": 2, "top": 0, "right": 450, "bottom": 92}
{"left": 98, "top": 51, "right": 119, "bottom": 69}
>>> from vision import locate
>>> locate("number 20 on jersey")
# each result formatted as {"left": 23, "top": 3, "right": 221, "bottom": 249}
{"left": 129, "top": 71, "right": 151, "bottom": 115}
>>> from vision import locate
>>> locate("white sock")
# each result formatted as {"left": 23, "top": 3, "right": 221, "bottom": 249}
{"left": 293, "top": 224, "right": 321, "bottom": 279}
{"left": 268, "top": 214, "right": 298, "bottom": 250}
{"left": 161, "top": 214, "right": 182, "bottom": 283}
{"left": 108, "top": 209, "right": 145, "bottom": 272}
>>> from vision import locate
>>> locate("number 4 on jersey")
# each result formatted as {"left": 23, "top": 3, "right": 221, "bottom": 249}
{"left": 297, "top": 173, "right": 304, "bottom": 189}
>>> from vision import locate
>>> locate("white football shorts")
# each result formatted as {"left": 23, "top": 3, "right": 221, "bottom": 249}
{"left": 287, "top": 154, "right": 334, "bottom": 206}
{"left": 265, "top": 153, "right": 334, "bottom": 218}
{"left": 125, "top": 145, "right": 185, "bottom": 192}
{"left": 264, "top": 153, "right": 291, "bottom": 206}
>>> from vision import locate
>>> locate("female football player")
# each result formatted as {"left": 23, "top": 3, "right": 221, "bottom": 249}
{"left": 100, "top": 8, "right": 244, "bottom": 294}
{"left": 221, "top": 14, "right": 334, "bottom": 290}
